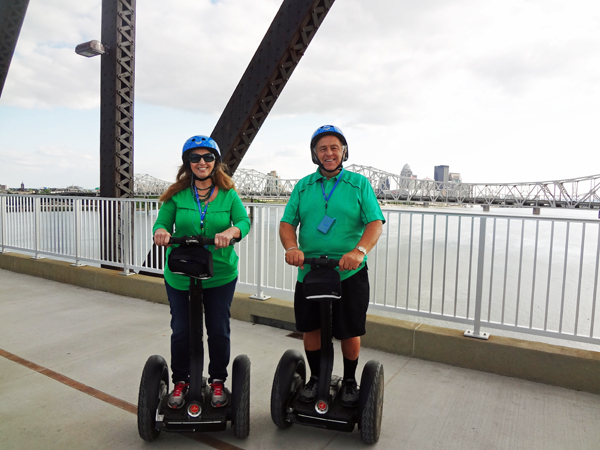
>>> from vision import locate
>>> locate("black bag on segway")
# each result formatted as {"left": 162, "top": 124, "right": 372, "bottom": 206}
{"left": 168, "top": 244, "right": 214, "bottom": 280}
{"left": 303, "top": 266, "right": 342, "bottom": 301}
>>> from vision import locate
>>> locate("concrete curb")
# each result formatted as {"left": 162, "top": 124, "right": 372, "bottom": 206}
{"left": 1, "top": 251, "right": 599, "bottom": 395}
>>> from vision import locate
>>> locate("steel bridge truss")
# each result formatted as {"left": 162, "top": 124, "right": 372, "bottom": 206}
{"left": 134, "top": 174, "right": 171, "bottom": 197}
{"left": 134, "top": 166, "right": 600, "bottom": 208}
{"left": 212, "top": 0, "right": 335, "bottom": 174}
{"left": 3, "top": 0, "right": 335, "bottom": 197}
{"left": 0, "top": 0, "right": 30, "bottom": 97}
{"left": 235, "top": 165, "right": 600, "bottom": 209}
{"left": 350, "top": 166, "right": 600, "bottom": 208}
{"left": 100, "top": 0, "right": 136, "bottom": 199}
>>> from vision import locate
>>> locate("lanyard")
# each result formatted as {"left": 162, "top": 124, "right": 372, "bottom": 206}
{"left": 320, "top": 168, "right": 344, "bottom": 210}
{"left": 193, "top": 185, "right": 215, "bottom": 232}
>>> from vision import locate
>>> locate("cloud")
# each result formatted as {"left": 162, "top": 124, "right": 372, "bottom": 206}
{"left": 0, "top": 143, "right": 97, "bottom": 188}
{"left": 1, "top": 0, "right": 599, "bottom": 188}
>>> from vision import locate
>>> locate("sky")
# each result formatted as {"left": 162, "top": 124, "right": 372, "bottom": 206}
{"left": 0, "top": 0, "right": 599, "bottom": 189}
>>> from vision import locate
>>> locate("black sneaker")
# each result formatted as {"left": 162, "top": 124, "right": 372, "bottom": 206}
{"left": 298, "top": 376, "right": 318, "bottom": 403}
{"left": 340, "top": 379, "right": 359, "bottom": 407}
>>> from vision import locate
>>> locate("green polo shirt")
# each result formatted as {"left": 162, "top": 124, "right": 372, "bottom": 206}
{"left": 153, "top": 187, "right": 250, "bottom": 290}
{"left": 281, "top": 168, "right": 385, "bottom": 282}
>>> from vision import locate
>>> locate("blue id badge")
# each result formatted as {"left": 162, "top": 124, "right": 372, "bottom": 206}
{"left": 317, "top": 215, "right": 336, "bottom": 234}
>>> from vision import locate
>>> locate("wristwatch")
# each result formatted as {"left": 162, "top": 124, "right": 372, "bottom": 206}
{"left": 355, "top": 245, "right": 367, "bottom": 256}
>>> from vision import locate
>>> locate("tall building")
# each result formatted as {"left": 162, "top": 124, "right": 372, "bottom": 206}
{"left": 434, "top": 165, "right": 449, "bottom": 183}
{"left": 401, "top": 164, "right": 415, "bottom": 178}
{"left": 266, "top": 170, "right": 280, "bottom": 194}
{"left": 449, "top": 172, "right": 462, "bottom": 183}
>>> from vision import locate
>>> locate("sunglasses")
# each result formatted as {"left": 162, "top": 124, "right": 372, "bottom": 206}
{"left": 188, "top": 153, "right": 216, "bottom": 163}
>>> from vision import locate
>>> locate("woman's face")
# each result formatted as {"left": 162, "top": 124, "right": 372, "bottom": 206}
{"left": 189, "top": 148, "right": 216, "bottom": 179}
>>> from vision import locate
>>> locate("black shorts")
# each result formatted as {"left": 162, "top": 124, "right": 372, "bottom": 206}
{"left": 294, "top": 265, "right": 370, "bottom": 340}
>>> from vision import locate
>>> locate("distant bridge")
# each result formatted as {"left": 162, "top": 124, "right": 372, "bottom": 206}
{"left": 135, "top": 165, "right": 600, "bottom": 209}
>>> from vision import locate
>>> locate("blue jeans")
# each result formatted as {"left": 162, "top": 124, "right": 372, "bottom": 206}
{"left": 165, "top": 278, "right": 237, "bottom": 384}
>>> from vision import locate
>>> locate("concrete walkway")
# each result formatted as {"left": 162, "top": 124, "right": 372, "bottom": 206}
{"left": 1, "top": 268, "right": 600, "bottom": 450}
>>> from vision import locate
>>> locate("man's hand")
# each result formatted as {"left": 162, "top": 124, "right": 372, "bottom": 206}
{"left": 280, "top": 222, "right": 304, "bottom": 269}
{"left": 285, "top": 248, "right": 305, "bottom": 270}
{"left": 339, "top": 248, "right": 364, "bottom": 271}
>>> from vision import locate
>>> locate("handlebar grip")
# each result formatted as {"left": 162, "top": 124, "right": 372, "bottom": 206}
{"left": 167, "top": 236, "right": 239, "bottom": 246}
{"left": 304, "top": 257, "right": 340, "bottom": 268}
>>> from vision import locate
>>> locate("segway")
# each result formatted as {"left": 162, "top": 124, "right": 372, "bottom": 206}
{"left": 137, "top": 235, "right": 250, "bottom": 441}
{"left": 270, "top": 256, "right": 384, "bottom": 444}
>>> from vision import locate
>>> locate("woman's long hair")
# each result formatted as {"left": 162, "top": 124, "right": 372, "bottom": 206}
{"left": 159, "top": 160, "right": 236, "bottom": 203}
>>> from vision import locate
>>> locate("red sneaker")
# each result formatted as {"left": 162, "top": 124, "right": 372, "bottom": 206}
{"left": 210, "top": 379, "right": 229, "bottom": 407}
{"left": 167, "top": 381, "right": 189, "bottom": 409}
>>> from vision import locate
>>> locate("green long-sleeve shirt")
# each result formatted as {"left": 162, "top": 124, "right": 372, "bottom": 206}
{"left": 152, "top": 187, "right": 250, "bottom": 290}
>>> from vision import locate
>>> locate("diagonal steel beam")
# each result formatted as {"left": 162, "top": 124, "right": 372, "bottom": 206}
{"left": 211, "top": 0, "right": 336, "bottom": 175}
{"left": 0, "top": 0, "right": 30, "bottom": 97}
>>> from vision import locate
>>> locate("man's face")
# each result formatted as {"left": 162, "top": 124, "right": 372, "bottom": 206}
{"left": 316, "top": 135, "right": 345, "bottom": 172}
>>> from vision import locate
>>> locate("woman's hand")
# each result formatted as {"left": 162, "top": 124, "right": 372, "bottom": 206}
{"left": 154, "top": 228, "right": 171, "bottom": 247}
{"left": 214, "top": 227, "right": 241, "bottom": 249}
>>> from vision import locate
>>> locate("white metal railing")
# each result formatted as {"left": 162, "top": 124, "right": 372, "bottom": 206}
{"left": 1, "top": 194, "right": 599, "bottom": 346}
{"left": 0, "top": 195, "right": 165, "bottom": 274}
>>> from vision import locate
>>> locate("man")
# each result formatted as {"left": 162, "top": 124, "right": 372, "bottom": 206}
{"left": 279, "top": 125, "right": 384, "bottom": 407}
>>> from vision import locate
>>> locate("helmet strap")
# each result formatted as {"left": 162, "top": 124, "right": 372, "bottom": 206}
{"left": 319, "top": 163, "right": 343, "bottom": 173}
{"left": 192, "top": 172, "right": 214, "bottom": 182}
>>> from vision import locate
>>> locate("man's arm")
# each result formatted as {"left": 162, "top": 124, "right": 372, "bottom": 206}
{"left": 338, "top": 220, "right": 383, "bottom": 271}
{"left": 280, "top": 221, "right": 305, "bottom": 269}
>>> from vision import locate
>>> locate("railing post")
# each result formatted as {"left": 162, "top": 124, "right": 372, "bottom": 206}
{"left": 250, "top": 205, "right": 271, "bottom": 300}
{"left": 465, "top": 216, "right": 490, "bottom": 340}
{"left": 32, "top": 196, "right": 43, "bottom": 259}
{"left": 0, "top": 196, "right": 9, "bottom": 253}
{"left": 71, "top": 198, "right": 85, "bottom": 267}
{"left": 119, "top": 200, "right": 134, "bottom": 276}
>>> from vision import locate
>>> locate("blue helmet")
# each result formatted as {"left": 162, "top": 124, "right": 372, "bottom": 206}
{"left": 182, "top": 135, "right": 221, "bottom": 162}
{"left": 310, "top": 125, "right": 348, "bottom": 165}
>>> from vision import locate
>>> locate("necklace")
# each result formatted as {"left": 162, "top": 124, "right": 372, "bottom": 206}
{"left": 194, "top": 183, "right": 214, "bottom": 201}
{"left": 193, "top": 185, "right": 216, "bottom": 232}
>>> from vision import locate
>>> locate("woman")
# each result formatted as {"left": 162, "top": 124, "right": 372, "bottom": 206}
{"left": 153, "top": 135, "right": 250, "bottom": 409}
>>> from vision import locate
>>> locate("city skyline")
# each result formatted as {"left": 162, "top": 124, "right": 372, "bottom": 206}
{"left": 0, "top": 161, "right": 471, "bottom": 191}
{"left": 1, "top": 0, "right": 599, "bottom": 189}
{"left": 6, "top": 159, "right": 600, "bottom": 191}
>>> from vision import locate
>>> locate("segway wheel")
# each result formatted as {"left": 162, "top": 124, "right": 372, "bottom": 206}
{"left": 137, "top": 355, "right": 169, "bottom": 441}
{"left": 358, "top": 360, "right": 384, "bottom": 445}
{"left": 231, "top": 354, "right": 251, "bottom": 439}
{"left": 270, "top": 349, "right": 306, "bottom": 429}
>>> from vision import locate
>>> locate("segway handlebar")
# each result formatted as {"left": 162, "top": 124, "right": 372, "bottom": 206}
{"left": 168, "top": 235, "right": 239, "bottom": 247}
{"left": 303, "top": 256, "right": 340, "bottom": 269}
